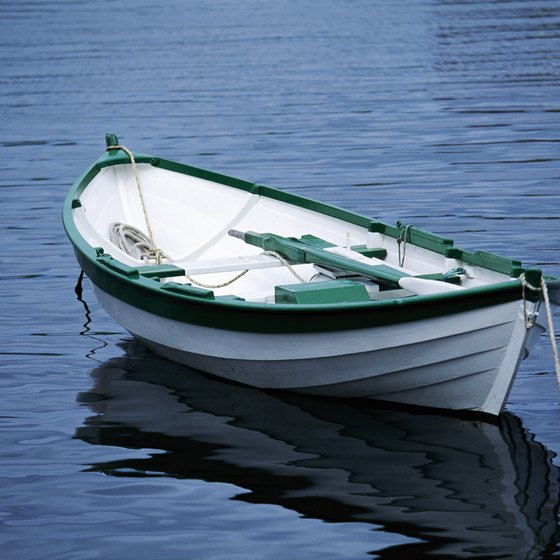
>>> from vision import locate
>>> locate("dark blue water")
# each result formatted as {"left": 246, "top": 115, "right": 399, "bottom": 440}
{"left": 1, "top": 1, "right": 560, "bottom": 558}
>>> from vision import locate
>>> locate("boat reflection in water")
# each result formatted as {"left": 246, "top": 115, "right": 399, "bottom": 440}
{"left": 76, "top": 341, "right": 559, "bottom": 559}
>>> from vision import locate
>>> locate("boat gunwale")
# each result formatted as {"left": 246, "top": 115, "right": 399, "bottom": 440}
{"left": 63, "top": 147, "right": 558, "bottom": 334}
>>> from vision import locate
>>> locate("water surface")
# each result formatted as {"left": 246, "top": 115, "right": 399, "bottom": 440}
{"left": 1, "top": 1, "right": 559, "bottom": 558}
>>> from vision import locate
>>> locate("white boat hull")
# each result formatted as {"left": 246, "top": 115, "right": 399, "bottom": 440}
{"left": 96, "top": 286, "right": 531, "bottom": 415}
{"left": 64, "top": 138, "right": 559, "bottom": 417}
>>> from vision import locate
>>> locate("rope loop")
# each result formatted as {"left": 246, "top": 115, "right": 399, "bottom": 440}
{"left": 519, "top": 273, "right": 541, "bottom": 328}
{"left": 105, "top": 144, "right": 306, "bottom": 289}
{"left": 109, "top": 223, "right": 167, "bottom": 264}
{"left": 397, "top": 224, "right": 411, "bottom": 267}
{"left": 540, "top": 277, "right": 560, "bottom": 386}
{"left": 262, "top": 251, "right": 306, "bottom": 283}
{"left": 520, "top": 273, "right": 560, "bottom": 386}
{"left": 185, "top": 251, "right": 306, "bottom": 289}
{"left": 106, "top": 144, "right": 163, "bottom": 264}
{"left": 186, "top": 269, "right": 249, "bottom": 289}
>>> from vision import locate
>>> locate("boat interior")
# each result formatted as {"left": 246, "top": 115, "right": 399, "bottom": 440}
{"left": 73, "top": 162, "right": 520, "bottom": 304}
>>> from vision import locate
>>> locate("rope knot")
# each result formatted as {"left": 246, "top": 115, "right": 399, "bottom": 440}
{"left": 519, "top": 272, "right": 542, "bottom": 293}
{"left": 519, "top": 272, "right": 542, "bottom": 328}
{"left": 519, "top": 272, "right": 560, "bottom": 385}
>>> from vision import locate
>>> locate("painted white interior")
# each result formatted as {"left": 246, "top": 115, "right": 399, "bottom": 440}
{"left": 71, "top": 161, "right": 553, "bottom": 415}
{"left": 76, "top": 163, "right": 511, "bottom": 302}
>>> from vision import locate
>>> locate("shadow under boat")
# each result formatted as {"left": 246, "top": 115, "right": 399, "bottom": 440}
{"left": 75, "top": 340, "right": 560, "bottom": 559}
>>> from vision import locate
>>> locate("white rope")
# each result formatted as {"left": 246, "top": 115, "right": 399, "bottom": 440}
{"left": 185, "top": 269, "right": 249, "bottom": 289}
{"left": 108, "top": 221, "right": 306, "bottom": 288}
{"left": 106, "top": 144, "right": 306, "bottom": 288}
{"left": 108, "top": 220, "right": 249, "bottom": 287}
{"left": 520, "top": 273, "right": 560, "bottom": 385}
{"left": 541, "top": 278, "right": 560, "bottom": 385}
{"left": 262, "top": 251, "right": 306, "bottom": 283}
{"left": 520, "top": 274, "right": 539, "bottom": 328}
{"left": 107, "top": 144, "right": 165, "bottom": 264}
{"left": 109, "top": 222, "right": 167, "bottom": 264}
{"left": 185, "top": 250, "right": 306, "bottom": 289}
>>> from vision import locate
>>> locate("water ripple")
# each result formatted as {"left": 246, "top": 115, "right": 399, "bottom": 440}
{"left": 1, "top": 0, "right": 560, "bottom": 558}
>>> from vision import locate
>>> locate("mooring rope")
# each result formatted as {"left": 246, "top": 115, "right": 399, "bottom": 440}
{"left": 520, "top": 274, "right": 539, "bottom": 329}
{"left": 106, "top": 144, "right": 165, "bottom": 264}
{"left": 541, "top": 278, "right": 560, "bottom": 383}
{"left": 109, "top": 222, "right": 165, "bottom": 263}
{"left": 262, "top": 251, "right": 306, "bottom": 283}
{"left": 520, "top": 273, "right": 560, "bottom": 385}
{"left": 183, "top": 251, "right": 305, "bottom": 289}
{"left": 107, "top": 218, "right": 246, "bottom": 287}
{"left": 108, "top": 219, "right": 306, "bottom": 288}
{"left": 186, "top": 268, "right": 250, "bottom": 289}
{"left": 106, "top": 145, "right": 306, "bottom": 287}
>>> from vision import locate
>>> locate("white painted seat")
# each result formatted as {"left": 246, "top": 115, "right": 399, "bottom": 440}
{"left": 180, "top": 254, "right": 285, "bottom": 275}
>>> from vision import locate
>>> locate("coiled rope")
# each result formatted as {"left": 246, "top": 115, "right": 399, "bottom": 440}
{"left": 109, "top": 222, "right": 163, "bottom": 263}
{"left": 106, "top": 144, "right": 306, "bottom": 288}
{"left": 106, "top": 144, "right": 165, "bottom": 264}
{"left": 520, "top": 273, "right": 560, "bottom": 385}
{"left": 109, "top": 220, "right": 248, "bottom": 287}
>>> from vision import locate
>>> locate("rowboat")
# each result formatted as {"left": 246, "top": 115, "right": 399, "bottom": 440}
{"left": 63, "top": 133, "right": 560, "bottom": 416}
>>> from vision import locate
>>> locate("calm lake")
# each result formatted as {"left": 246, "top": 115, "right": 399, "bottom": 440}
{"left": 1, "top": 0, "right": 560, "bottom": 558}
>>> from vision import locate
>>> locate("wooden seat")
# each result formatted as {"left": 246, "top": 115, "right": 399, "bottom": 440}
{"left": 181, "top": 254, "right": 286, "bottom": 275}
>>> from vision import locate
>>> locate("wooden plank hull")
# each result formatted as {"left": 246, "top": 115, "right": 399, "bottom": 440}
{"left": 96, "top": 286, "right": 531, "bottom": 415}
{"left": 63, "top": 137, "right": 560, "bottom": 416}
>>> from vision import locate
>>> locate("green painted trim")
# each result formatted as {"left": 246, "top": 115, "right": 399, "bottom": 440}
{"left": 63, "top": 139, "right": 559, "bottom": 334}
{"left": 137, "top": 264, "right": 186, "bottom": 279}
{"left": 351, "top": 246, "right": 388, "bottom": 259}
{"left": 97, "top": 255, "right": 140, "bottom": 278}
{"left": 395, "top": 221, "right": 454, "bottom": 253}
{"left": 275, "top": 280, "right": 370, "bottom": 304}
{"left": 161, "top": 282, "right": 215, "bottom": 300}
{"left": 446, "top": 248, "right": 522, "bottom": 275}
{"left": 67, "top": 146, "right": 528, "bottom": 276}
{"left": 73, "top": 245, "right": 526, "bottom": 333}
{"left": 96, "top": 256, "right": 186, "bottom": 280}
